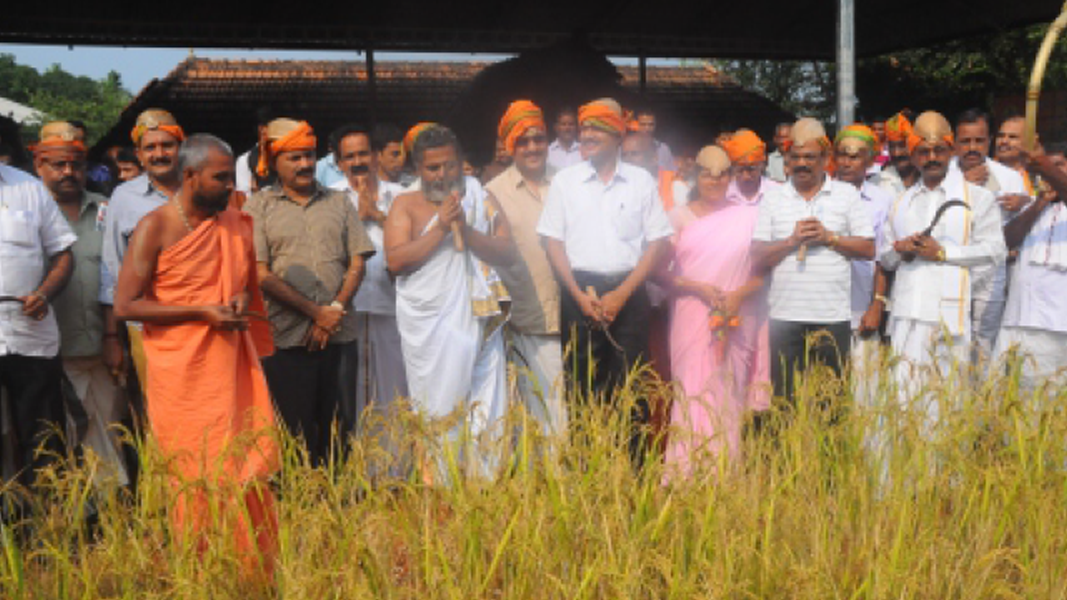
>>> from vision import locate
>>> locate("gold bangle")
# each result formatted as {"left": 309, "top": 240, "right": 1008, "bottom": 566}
{"left": 874, "top": 294, "right": 889, "bottom": 304}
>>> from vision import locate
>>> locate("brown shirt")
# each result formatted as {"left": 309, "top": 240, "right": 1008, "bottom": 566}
{"left": 485, "top": 164, "right": 559, "bottom": 335}
{"left": 245, "top": 185, "right": 375, "bottom": 348}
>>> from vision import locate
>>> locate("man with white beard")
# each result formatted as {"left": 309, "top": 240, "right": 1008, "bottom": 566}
{"left": 384, "top": 125, "right": 516, "bottom": 480}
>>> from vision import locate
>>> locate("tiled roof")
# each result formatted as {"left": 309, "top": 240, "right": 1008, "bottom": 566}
{"left": 95, "top": 58, "right": 792, "bottom": 163}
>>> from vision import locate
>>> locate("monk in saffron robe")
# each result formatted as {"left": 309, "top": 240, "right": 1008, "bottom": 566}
{"left": 114, "top": 134, "right": 279, "bottom": 574}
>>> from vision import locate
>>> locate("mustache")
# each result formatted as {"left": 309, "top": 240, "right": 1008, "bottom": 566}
{"left": 296, "top": 167, "right": 315, "bottom": 178}
{"left": 793, "top": 166, "right": 813, "bottom": 174}
{"left": 149, "top": 158, "right": 173, "bottom": 166}
{"left": 922, "top": 161, "right": 944, "bottom": 170}
{"left": 963, "top": 151, "right": 983, "bottom": 161}
{"left": 348, "top": 164, "right": 370, "bottom": 175}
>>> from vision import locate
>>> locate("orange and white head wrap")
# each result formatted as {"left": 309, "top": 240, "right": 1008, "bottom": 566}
{"left": 694, "top": 145, "right": 731, "bottom": 177}
{"left": 256, "top": 118, "right": 317, "bottom": 178}
{"left": 783, "top": 117, "right": 831, "bottom": 153}
{"left": 578, "top": 98, "right": 627, "bottom": 136}
{"left": 131, "top": 109, "right": 185, "bottom": 146}
{"left": 498, "top": 100, "right": 545, "bottom": 155}
{"left": 721, "top": 129, "right": 767, "bottom": 164}
{"left": 404, "top": 122, "right": 438, "bottom": 156}
{"left": 32, "top": 122, "right": 87, "bottom": 158}
{"left": 908, "top": 111, "right": 954, "bottom": 154}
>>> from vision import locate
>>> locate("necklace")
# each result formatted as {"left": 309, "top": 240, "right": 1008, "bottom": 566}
{"left": 172, "top": 193, "right": 193, "bottom": 232}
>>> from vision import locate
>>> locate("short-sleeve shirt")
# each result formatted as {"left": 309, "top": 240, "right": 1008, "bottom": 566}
{"left": 537, "top": 160, "right": 673, "bottom": 275}
{"left": 0, "top": 165, "right": 78, "bottom": 357}
{"left": 849, "top": 181, "right": 893, "bottom": 327}
{"left": 100, "top": 173, "right": 169, "bottom": 304}
{"left": 753, "top": 176, "right": 874, "bottom": 323}
{"left": 244, "top": 185, "right": 376, "bottom": 348}
{"left": 53, "top": 192, "right": 109, "bottom": 358}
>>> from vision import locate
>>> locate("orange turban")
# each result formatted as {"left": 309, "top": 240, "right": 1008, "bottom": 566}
{"left": 404, "top": 122, "right": 438, "bottom": 156}
{"left": 884, "top": 112, "right": 914, "bottom": 143}
{"left": 32, "top": 122, "right": 87, "bottom": 158}
{"left": 498, "top": 101, "right": 545, "bottom": 155}
{"left": 256, "top": 119, "right": 317, "bottom": 178}
{"left": 131, "top": 109, "right": 185, "bottom": 146}
{"left": 907, "top": 111, "right": 954, "bottom": 154}
{"left": 578, "top": 98, "right": 626, "bottom": 136}
{"left": 722, "top": 129, "right": 767, "bottom": 164}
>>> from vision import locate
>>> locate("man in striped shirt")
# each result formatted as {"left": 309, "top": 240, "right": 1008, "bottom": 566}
{"left": 752, "top": 118, "right": 876, "bottom": 403}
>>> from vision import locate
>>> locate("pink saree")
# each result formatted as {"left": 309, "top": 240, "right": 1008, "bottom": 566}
{"left": 663, "top": 203, "right": 770, "bottom": 479}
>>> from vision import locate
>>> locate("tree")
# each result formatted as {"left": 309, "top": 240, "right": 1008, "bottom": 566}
{"left": 0, "top": 54, "right": 131, "bottom": 145}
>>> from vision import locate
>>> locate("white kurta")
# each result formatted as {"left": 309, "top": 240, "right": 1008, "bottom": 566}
{"left": 394, "top": 181, "right": 509, "bottom": 480}
{"left": 878, "top": 171, "right": 1006, "bottom": 405}
{"left": 994, "top": 200, "right": 1067, "bottom": 393}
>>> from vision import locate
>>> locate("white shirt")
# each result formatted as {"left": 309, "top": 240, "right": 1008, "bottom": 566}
{"left": 878, "top": 173, "right": 1005, "bottom": 325}
{"left": 1001, "top": 201, "right": 1067, "bottom": 332}
{"left": 329, "top": 177, "right": 405, "bottom": 315}
{"left": 871, "top": 165, "right": 910, "bottom": 199}
{"left": 235, "top": 150, "right": 254, "bottom": 194}
{"left": 0, "top": 164, "right": 78, "bottom": 357}
{"left": 547, "top": 139, "right": 582, "bottom": 172}
{"left": 948, "top": 156, "right": 1027, "bottom": 305}
{"left": 765, "top": 150, "right": 787, "bottom": 183}
{"left": 752, "top": 175, "right": 874, "bottom": 323}
{"left": 850, "top": 181, "right": 893, "bottom": 327}
{"left": 538, "top": 160, "right": 673, "bottom": 275}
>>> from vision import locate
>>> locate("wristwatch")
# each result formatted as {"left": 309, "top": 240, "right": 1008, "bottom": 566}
{"left": 329, "top": 301, "right": 344, "bottom": 311}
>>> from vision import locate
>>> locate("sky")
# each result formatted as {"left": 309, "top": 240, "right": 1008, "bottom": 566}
{"left": 0, "top": 44, "right": 670, "bottom": 94}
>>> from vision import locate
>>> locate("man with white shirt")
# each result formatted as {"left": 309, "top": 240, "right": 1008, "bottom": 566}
{"left": 0, "top": 151, "right": 77, "bottom": 487}
{"left": 832, "top": 125, "right": 893, "bottom": 398}
{"left": 949, "top": 109, "right": 1030, "bottom": 359}
{"left": 879, "top": 111, "right": 1006, "bottom": 406}
{"left": 995, "top": 143, "right": 1067, "bottom": 392}
{"left": 327, "top": 124, "right": 409, "bottom": 444}
{"left": 765, "top": 122, "right": 792, "bottom": 184}
{"left": 752, "top": 118, "right": 875, "bottom": 403}
{"left": 634, "top": 107, "right": 675, "bottom": 174}
{"left": 547, "top": 107, "right": 582, "bottom": 172}
{"left": 538, "top": 98, "right": 672, "bottom": 462}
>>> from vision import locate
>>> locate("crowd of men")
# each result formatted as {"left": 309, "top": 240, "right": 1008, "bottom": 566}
{"left": 2, "top": 94, "right": 1067, "bottom": 566}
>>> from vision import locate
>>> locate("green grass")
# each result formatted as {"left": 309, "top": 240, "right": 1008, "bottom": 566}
{"left": 2, "top": 354, "right": 1066, "bottom": 599}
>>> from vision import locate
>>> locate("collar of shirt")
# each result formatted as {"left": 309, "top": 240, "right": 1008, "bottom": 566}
{"left": 503, "top": 164, "right": 552, "bottom": 196}
{"left": 783, "top": 174, "right": 833, "bottom": 201}
{"left": 75, "top": 191, "right": 103, "bottom": 217}
{"left": 260, "top": 183, "right": 330, "bottom": 206}
{"left": 579, "top": 158, "right": 628, "bottom": 188}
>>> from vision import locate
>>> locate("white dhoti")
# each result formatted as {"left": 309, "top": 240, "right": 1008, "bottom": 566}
{"left": 353, "top": 312, "right": 410, "bottom": 479}
{"left": 850, "top": 332, "right": 883, "bottom": 407}
{"left": 889, "top": 318, "right": 970, "bottom": 423}
{"left": 396, "top": 207, "right": 509, "bottom": 482}
{"left": 63, "top": 356, "right": 130, "bottom": 485}
{"left": 993, "top": 326, "right": 1067, "bottom": 394}
{"left": 972, "top": 295, "right": 1005, "bottom": 364}
{"left": 507, "top": 329, "right": 566, "bottom": 440}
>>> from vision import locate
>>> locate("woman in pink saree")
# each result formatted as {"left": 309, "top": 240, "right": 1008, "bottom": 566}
{"left": 661, "top": 146, "right": 770, "bottom": 479}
